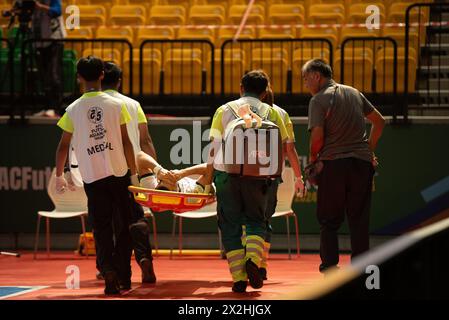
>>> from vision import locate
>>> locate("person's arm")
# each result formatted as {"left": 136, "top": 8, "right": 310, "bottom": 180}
{"left": 309, "top": 127, "right": 324, "bottom": 163}
{"left": 121, "top": 124, "right": 136, "bottom": 176}
{"left": 173, "top": 163, "right": 208, "bottom": 180}
{"left": 138, "top": 123, "right": 157, "bottom": 160}
{"left": 35, "top": 0, "right": 62, "bottom": 17}
{"left": 55, "top": 130, "right": 72, "bottom": 193}
{"left": 56, "top": 131, "right": 72, "bottom": 177}
{"left": 285, "top": 142, "right": 305, "bottom": 195}
{"left": 136, "top": 151, "right": 177, "bottom": 185}
{"left": 366, "top": 108, "right": 385, "bottom": 152}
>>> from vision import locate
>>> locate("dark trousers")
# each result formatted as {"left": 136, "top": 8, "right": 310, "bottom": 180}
{"left": 317, "top": 158, "right": 374, "bottom": 269}
{"left": 93, "top": 190, "right": 153, "bottom": 271}
{"left": 214, "top": 171, "right": 272, "bottom": 252}
{"left": 264, "top": 180, "right": 280, "bottom": 243}
{"left": 128, "top": 200, "right": 153, "bottom": 263}
{"left": 36, "top": 43, "right": 63, "bottom": 110}
{"left": 84, "top": 174, "right": 133, "bottom": 282}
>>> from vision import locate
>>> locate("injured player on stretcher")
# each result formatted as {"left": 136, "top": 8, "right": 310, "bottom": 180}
{"left": 136, "top": 151, "right": 215, "bottom": 195}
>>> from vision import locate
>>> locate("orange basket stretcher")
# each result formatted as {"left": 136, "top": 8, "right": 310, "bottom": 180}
{"left": 128, "top": 186, "right": 216, "bottom": 213}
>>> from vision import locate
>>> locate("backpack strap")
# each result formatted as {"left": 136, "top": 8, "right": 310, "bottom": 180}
{"left": 226, "top": 100, "right": 271, "bottom": 121}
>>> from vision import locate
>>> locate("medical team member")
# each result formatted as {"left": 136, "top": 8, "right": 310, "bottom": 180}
{"left": 202, "top": 70, "right": 289, "bottom": 293}
{"left": 55, "top": 56, "right": 138, "bottom": 295}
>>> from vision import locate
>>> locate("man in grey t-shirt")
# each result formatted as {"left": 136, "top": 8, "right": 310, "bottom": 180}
{"left": 303, "top": 59, "right": 385, "bottom": 273}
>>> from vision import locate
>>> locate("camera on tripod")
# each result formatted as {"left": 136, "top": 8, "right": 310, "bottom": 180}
{"left": 1, "top": 0, "right": 36, "bottom": 27}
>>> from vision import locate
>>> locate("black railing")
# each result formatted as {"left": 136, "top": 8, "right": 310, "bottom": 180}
{"left": 340, "top": 37, "right": 399, "bottom": 121}
{"left": 0, "top": 38, "right": 14, "bottom": 121}
{"left": 139, "top": 39, "right": 214, "bottom": 96}
{"left": 221, "top": 38, "right": 333, "bottom": 97}
{"left": 19, "top": 38, "right": 133, "bottom": 116}
{"left": 405, "top": 2, "right": 449, "bottom": 120}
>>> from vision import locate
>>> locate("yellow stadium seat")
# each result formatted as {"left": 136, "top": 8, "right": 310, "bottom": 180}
{"left": 251, "top": 48, "right": 289, "bottom": 94}
{"left": 216, "top": 27, "right": 256, "bottom": 48}
{"left": 348, "top": 3, "right": 385, "bottom": 24}
{"left": 136, "top": 27, "right": 176, "bottom": 46}
{"left": 82, "top": 48, "right": 122, "bottom": 66}
{"left": 156, "top": 0, "right": 191, "bottom": 11}
{"left": 77, "top": 5, "right": 106, "bottom": 27}
{"left": 375, "top": 47, "right": 417, "bottom": 93}
{"left": 258, "top": 27, "right": 296, "bottom": 39}
{"left": 149, "top": 5, "right": 186, "bottom": 25}
{"left": 292, "top": 47, "right": 331, "bottom": 93}
{"left": 382, "top": 26, "right": 422, "bottom": 50}
{"left": 122, "top": 48, "right": 162, "bottom": 95}
{"left": 96, "top": 26, "right": 134, "bottom": 45}
{"left": 177, "top": 27, "right": 216, "bottom": 44}
{"left": 125, "top": 0, "right": 152, "bottom": 12}
{"left": 163, "top": 49, "right": 206, "bottom": 94}
{"left": 85, "top": 0, "right": 115, "bottom": 11}
{"left": 387, "top": 3, "right": 427, "bottom": 23}
{"left": 340, "top": 27, "right": 381, "bottom": 45}
{"left": 308, "top": 4, "right": 345, "bottom": 25}
{"left": 193, "top": 0, "right": 235, "bottom": 11}
{"left": 268, "top": 4, "right": 304, "bottom": 26}
{"left": 210, "top": 48, "right": 246, "bottom": 94}
{"left": 64, "top": 27, "right": 94, "bottom": 59}
{"left": 228, "top": 5, "right": 265, "bottom": 25}
{"left": 299, "top": 27, "right": 339, "bottom": 51}
{"left": 109, "top": 5, "right": 147, "bottom": 26}
{"left": 66, "top": 27, "right": 94, "bottom": 39}
{"left": 188, "top": 5, "right": 226, "bottom": 25}
{"left": 334, "top": 48, "right": 374, "bottom": 93}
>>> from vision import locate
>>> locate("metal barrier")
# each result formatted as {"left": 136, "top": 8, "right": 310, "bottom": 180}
{"left": 20, "top": 38, "right": 133, "bottom": 114}
{"left": 405, "top": 2, "right": 449, "bottom": 119}
{"left": 139, "top": 39, "right": 214, "bottom": 96}
{"left": 340, "top": 37, "right": 399, "bottom": 121}
{"left": 220, "top": 38, "right": 333, "bottom": 96}
{"left": 0, "top": 38, "right": 14, "bottom": 121}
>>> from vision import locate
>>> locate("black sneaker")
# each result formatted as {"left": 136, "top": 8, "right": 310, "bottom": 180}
{"left": 259, "top": 267, "right": 267, "bottom": 280}
{"left": 140, "top": 258, "right": 156, "bottom": 284}
{"left": 232, "top": 281, "right": 247, "bottom": 293}
{"left": 104, "top": 271, "right": 120, "bottom": 295}
{"left": 96, "top": 271, "right": 104, "bottom": 280}
{"left": 119, "top": 279, "right": 131, "bottom": 291}
{"left": 319, "top": 264, "right": 339, "bottom": 274}
{"left": 245, "top": 259, "right": 263, "bottom": 289}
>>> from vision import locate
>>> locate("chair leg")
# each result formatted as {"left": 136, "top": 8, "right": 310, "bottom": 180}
{"left": 151, "top": 214, "right": 159, "bottom": 257}
{"left": 286, "top": 215, "right": 291, "bottom": 260}
{"left": 292, "top": 212, "right": 300, "bottom": 258}
{"left": 33, "top": 215, "right": 41, "bottom": 260}
{"left": 46, "top": 217, "right": 50, "bottom": 258}
{"left": 170, "top": 215, "right": 177, "bottom": 260}
{"left": 179, "top": 217, "right": 183, "bottom": 256}
{"left": 80, "top": 215, "right": 88, "bottom": 259}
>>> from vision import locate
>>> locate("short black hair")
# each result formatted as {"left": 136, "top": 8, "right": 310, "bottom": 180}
{"left": 77, "top": 56, "right": 104, "bottom": 81}
{"left": 302, "top": 59, "right": 333, "bottom": 79}
{"left": 241, "top": 70, "right": 268, "bottom": 96}
{"left": 102, "top": 61, "right": 122, "bottom": 87}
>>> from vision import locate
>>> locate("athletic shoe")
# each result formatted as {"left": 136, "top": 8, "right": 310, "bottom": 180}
{"left": 245, "top": 259, "right": 263, "bottom": 289}
{"left": 104, "top": 271, "right": 120, "bottom": 295}
{"left": 259, "top": 267, "right": 267, "bottom": 280}
{"left": 140, "top": 258, "right": 156, "bottom": 284}
{"left": 119, "top": 279, "right": 131, "bottom": 291}
{"left": 232, "top": 281, "right": 247, "bottom": 293}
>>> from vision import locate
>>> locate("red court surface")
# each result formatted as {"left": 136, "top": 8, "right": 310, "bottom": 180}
{"left": 0, "top": 252, "right": 350, "bottom": 300}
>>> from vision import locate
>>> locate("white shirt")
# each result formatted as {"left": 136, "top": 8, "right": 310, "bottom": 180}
{"left": 57, "top": 91, "right": 131, "bottom": 184}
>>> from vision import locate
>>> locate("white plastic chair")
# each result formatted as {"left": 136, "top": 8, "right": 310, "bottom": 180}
{"left": 34, "top": 169, "right": 89, "bottom": 259}
{"left": 271, "top": 167, "right": 300, "bottom": 259}
{"left": 170, "top": 201, "right": 223, "bottom": 259}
